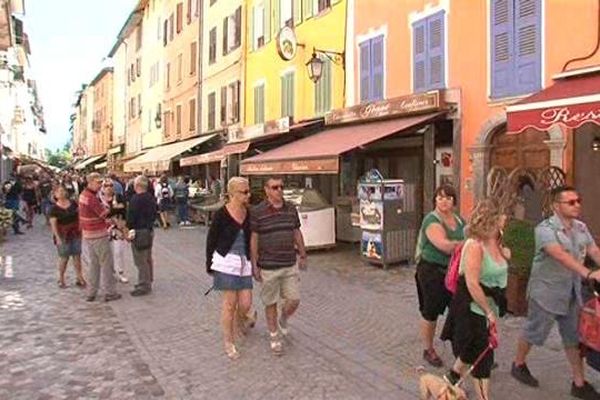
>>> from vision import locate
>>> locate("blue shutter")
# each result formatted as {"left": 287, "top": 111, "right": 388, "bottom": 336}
{"left": 515, "top": 0, "right": 541, "bottom": 94}
{"left": 427, "top": 11, "right": 445, "bottom": 90}
{"left": 370, "top": 35, "right": 384, "bottom": 101}
{"left": 413, "top": 20, "right": 427, "bottom": 93}
{"left": 491, "top": 0, "right": 514, "bottom": 98}
{"left": 359, "top": 41, "right": 371, "bottom": 103}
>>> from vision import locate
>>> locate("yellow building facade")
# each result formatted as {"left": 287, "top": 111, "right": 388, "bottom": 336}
{"left": 244, "top": 0, "right": 346, "bottom": 128}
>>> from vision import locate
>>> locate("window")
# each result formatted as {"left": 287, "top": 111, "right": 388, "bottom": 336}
{"left": 190, "top": 41, "right": 197, "bottom": 75}
{"left": 138, "top": 94, "right": 142, "bottom": 117}
{"left": 280, "top": 0, "right": 293, "bottom": 28}
{"left": 176, "top": 3, "right": 183, "bottom": 33}
{"left": 230, "top": 80, "right": 240, "bottom": 123}
{"left": 359, "top": 35, "right": 384, "bottom": 102}
{"left": 318, "top": 0, "right": 331, "bottom": 13}
{"left": 136, "top": 58, "right": 142, "bottom": 77}
{"left": 234, "top": 7, "right": 242, "bottom": 48}
{"left": 281, "top": 71, "right": 294, "bottom": 117}
{"left": 491, "top": 0, "right": 541, "bottom": 98}
{"left": 412, "top": 11, "right": 445, "bottom": 93}
{"left": 136, "top": 26, "right": 143, "bottom": 51}
{"left": 177, "top": 53, "right": 183, "bottom": 83}
{"left": 189, "top": 98, "right": 196, "bottom": 131}
{"left": 253, "top": 84, "right": 265, "bottom": 124}
{"left": 209, "top": 27, "right": 217, "bottom": 64}
{"left": 187, "top": 0, "right": 192, "bottom": 24}
{"left": 208, "top": 92, "right": 216, "bottom": 131}
{"left": 223, "top": 17, "right": 229, "bottom": 56}
{"left": 166, "top": 62, "right": 171, "bottom": 89}
{"left": 220, "top": 86, "right": 227, "bottom": 124}
{"left": 163, "top": 19, "right": 168, "bottom": 46}
{"left": 315, "top": 58, "right": 331, "bottom": 115}
{"left": 253, "top": 5, "right": 265, "bottom": 50}
{"left": 176, "top": 105, "right": 182, "bottom": 134}
{"left": 169, "top": 13, "right": 174, "bottom": 41}
{"left": 223, "top": 8, "right": 241, "bottom": 55}
{"left": 163, "top": 111, "right": 170, "bottom": 136}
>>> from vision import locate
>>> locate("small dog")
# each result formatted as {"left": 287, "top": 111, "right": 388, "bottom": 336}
{"left": 419, "top": 373, "right": 467, "bottom": 400}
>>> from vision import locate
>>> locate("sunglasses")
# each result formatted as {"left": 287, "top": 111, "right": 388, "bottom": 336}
{"left": 558, "top": 198, "right": 582, "bottom": 206}
{"left": 236, "top": 190, "right": 250, "bottom": 195}
{"left": 103, "top": 184, "right": 114, "bottom": 187}
{"left": 269, "top": 185, "right": 284, "bottom": 191}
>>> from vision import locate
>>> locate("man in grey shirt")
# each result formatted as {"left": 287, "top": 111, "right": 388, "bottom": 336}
{"left": 511, "top": 186, "right": 600, "bottom": 399}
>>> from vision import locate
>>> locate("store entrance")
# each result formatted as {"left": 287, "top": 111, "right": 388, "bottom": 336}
{"left": 575, "top": 123, "right": 600, "bottom": 242}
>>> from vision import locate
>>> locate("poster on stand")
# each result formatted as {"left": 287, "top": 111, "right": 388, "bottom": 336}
{"left": 359, "top": 199, "right": 383, "bottom": 230}
{"left": 361, "top": 231, "right": 383, "bottom": 260}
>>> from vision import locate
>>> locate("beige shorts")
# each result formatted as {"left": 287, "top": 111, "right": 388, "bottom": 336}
{"left": 260, "top": 264, "right": 300, "bottom": 306}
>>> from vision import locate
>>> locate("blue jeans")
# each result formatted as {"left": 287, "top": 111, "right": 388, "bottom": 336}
{"left": 5, "top": 198, "right": 21, "bottom": 233}
{"left": 176, "top": 199, "right": 189, "bottom": 223}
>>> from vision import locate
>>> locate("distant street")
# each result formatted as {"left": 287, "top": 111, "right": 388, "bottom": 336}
{"left": 0, "top": 219, "right": 593, "bottom": 399}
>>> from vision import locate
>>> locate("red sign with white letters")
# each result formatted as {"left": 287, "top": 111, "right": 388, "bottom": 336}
{"left": 508, "top": 102, "right": 600, "bottom": 133}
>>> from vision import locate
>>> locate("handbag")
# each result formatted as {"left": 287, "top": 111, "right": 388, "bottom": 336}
{"left": 133, "top": 229, "right": 153, "bottom": 250}
{"left": 580, "top": 295, "right": 600, "bottom": 352}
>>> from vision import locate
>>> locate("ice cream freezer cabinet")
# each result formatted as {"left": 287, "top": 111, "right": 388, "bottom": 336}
{"left": 283, "top": 188, "right": 336, "bottom": 250}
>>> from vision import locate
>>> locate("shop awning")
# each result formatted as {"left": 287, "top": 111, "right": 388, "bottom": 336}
{"left": 180, "top": 142, "right": 251, "bottom": 167}
{"left": 74, "top": 155, "right": 105, "bottom": 170}
{"left": 94, "top": 161, "right": 108, "bottom": 170}
{"left": 240, "top": 112, "right": 445, "bottom": 175}
{"left": 124, "top": 135, "right": 217, "bottom": 173}
{"left": 507, "top": 73, "right": 600, "bottom": 134}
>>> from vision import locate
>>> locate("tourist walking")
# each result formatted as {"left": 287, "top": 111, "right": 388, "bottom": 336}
{"left": 414, "top": 184, "right": 465, "bottom": 367}
{"left": 155, "top": 174, "right": 173, "bottom": 229}
{"left": 78, "top": 172, "right": 121, "bottom": 302}
{"left": 440, "top": 199, "right": 509, "bottom": 400}
{"left": 511, "top": 186, "right": 600, "bottom": 400}
{"left": 206, "top": 177, "right": 255, "bottom": 360}
{"left": 22, "top": 177, "right": 38, "bottom": 228}
{"left": 2, "top": 174, "right": 24, "bottom": 235}
{"left": 174, "top": 176, "right": 191, "bottom": 226}
{"left": 250, "top": 177, "right": 307, "bottom": 355}
{"left": 48, "top": 184, "right": 86, "bottom": 288}
{"left": 126, "top": 175, "right": 157, "bottom": 296}
{"left": 99, "top": 178, "right": 129, "bottom": 284}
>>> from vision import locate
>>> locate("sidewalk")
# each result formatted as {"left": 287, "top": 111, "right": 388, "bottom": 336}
{"left": 0, "top": 220, "right": 595, "bottom": 399}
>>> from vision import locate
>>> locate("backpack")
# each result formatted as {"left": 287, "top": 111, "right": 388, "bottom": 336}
{"left": 160, "top": 182, "right": 170, "bottom": 199}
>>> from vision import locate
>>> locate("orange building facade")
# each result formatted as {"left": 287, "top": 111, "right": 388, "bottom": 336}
{"left": 351, "top": 0, "right": 600, "bottom": 220}
{"left": 90, "top": 68, "right": 113, "bottom": 157}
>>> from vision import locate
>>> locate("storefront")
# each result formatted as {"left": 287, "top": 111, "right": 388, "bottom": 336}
{"left": 506, "top": 69, "right": 600, "bottom": 241}
{"left": 106, "top": 144, "right": 124, "bottom": 173}
{"left": 73, "top": 154, "right": 106, "bottom": 172}
{"left": 241, "top": 91, "right": 454, "bottom": 254}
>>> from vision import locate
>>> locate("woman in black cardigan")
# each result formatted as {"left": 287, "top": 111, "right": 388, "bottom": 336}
{"left": 205, "top": 177, "right": 256, "bottom": 360}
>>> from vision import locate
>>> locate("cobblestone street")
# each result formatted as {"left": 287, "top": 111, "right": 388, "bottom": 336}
{"left": 0, "top": 220, "right": 597, "bottom": 399}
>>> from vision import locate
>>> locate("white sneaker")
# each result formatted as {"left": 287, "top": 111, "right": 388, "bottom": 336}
{"left": 278, "top": 315, "right": 289, "bottom": 336}
{"left": 185, "top": 221, "right": 192, "bottom": 226}
{"left": 179, "top": 221, "right": 185, "bottom": 226}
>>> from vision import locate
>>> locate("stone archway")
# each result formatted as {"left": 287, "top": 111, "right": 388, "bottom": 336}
{"left": 470, "top": 112, "right": 566, "bottom": 201}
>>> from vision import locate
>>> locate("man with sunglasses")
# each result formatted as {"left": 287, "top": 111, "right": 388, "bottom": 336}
{"left": 250, "top": 177, "right": 307, "bottom": 355}
{"left": 512, "top": 186, "right": 600, "bottom": 399}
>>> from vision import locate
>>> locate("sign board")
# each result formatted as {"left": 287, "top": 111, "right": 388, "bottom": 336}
{"left": 325, "top": 91, "right": 441, "bottom": 125}
{"left": 276, "top": 27, "right": 298, "bottom": 61}
{"left": 240, "top": 157, "right": 339, "bottom": 175}
{"left": 230, "top": 116, "right": 291, "bottom": 142}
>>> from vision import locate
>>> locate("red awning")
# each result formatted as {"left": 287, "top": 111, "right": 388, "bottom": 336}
{"left": 180, "top": 141, "right": 251, "bottom": 167}
{"left": 507, "top": 73, "right": 600, "bottom": 134}
{"left": 240, "top": 112, "right": 445, "bottom": 175}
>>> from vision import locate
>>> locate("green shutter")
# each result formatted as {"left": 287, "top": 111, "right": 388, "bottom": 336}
{"left": 304, "top": 0, "right": 313, "bottom": 19}
{"left": 265, "top": 0, "right": 271, "bottom": 43}
{"left": 289, "top": 72, "right": 295, "bottom": 118}
{"left": 324, "top": 60, "right": 331, "bottom": 112}
{"left": 254, "top": 86, "right": 259, "bottom": 124}
{"left": 250, "top": 6, "right": 255, "bottom": 51}
{"left": 294, "top": 0, "right": 302, "bottom": 25}
{"left": 260, "top": 86, "right": 265, "bottom": 123}
{"left": 280, "top": 75, "right": 286, "bottom": 117}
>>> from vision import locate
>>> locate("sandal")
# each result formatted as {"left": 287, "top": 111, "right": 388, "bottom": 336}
{"left": 270, "top": 333, "right": 283, "bottom": 356}
{"left": 423, "top": 348, "right": 443, "bottom": 367}
{"left": 58, "top": 281, "right": 67, "bottom": 289}
{"left": 75, "top": 279, "right": 87, "bottom": 288}
{"left": 225, "top": 343, "right": 240, "bottom": 360}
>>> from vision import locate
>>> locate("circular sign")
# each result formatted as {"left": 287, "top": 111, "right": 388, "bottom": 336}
{"left": 277, "top": 26, "right": 298, "bottom": 61}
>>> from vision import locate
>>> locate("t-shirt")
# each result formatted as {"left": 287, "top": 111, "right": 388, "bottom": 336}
{"left": 418, "top": 211, "right": 465, "bottom": 267}
{"left": 250, "top": 200, "right": 301, "bottom": 270}
{"left": 39, "top": 181, "right": 52, "bottom": 199}
{"left": 49, "top": 201, "right": 81, "bottom": 242}
{"left": 174, "top": 182, "right": 189, "bottom": 200}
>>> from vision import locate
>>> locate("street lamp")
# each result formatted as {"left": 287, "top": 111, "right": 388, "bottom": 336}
{"left": 592, "top": 136, "right": 600, "bottom": 152}
{"left": 154, "top": 110, "right": 162, "bottom": 129}
{"left": 306, "top": 47, "right": 344, "bottom": 83}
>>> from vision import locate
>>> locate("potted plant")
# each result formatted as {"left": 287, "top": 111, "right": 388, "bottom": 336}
{"left": 503, "top": 218, "right": 536, "bottom": 316}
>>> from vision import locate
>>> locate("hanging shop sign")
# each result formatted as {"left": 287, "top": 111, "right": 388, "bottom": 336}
{"left": 276, "top": 27, "right": 298, "bottom": 61}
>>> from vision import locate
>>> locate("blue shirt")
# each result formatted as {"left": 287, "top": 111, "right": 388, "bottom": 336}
{"left": 527, "top": 214, "right": 594, "bottom": 315}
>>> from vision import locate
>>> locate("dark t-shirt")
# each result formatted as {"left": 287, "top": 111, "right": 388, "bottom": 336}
{"left": 49, "top": 201, "right": 81, "bottom": 242}
{"left": 127, "top": 192, "right": 157, "bottom": 230}
{"left": 39, "top": 181, "right": 52, "bottom": 199}
{"left": 250, "top": 200, "right": 301, "bottom": 270}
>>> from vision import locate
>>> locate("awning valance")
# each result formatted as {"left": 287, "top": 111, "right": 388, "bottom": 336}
{"left": 507, "top": 73, "right": 600, "bottom": 133}
{"left": 94, "top": 161, "right": 108, "bottom": 170}
{"left": 180, "top": 142, "right": 251, "bottom": 167}
{"left": 240, "top": 112, "right": 444, "bottom": 175}
{"left": 124, "top": 135, "right": 217, "bottom": 173}
{"left": 74, "top": 155, "right": 105, "bottom": 170}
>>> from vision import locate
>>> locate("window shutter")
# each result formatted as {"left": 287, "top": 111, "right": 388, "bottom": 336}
{"left": 491, "top": 0, "right": 514, "bottom": 98}
{"left": 281, "top": 75, "right": 287, "bottom": 117}
{"left": 223, "top": 17, "right": 229, "bottom": 55}
{"left": 187, "top": 0, "right": 192, "bottom": 24}
{"left": 265, "top": 0, "right": 272, "bottom": 43}
{"left": 427, "top": 11, "right": 445, "bottom": 89}
{"left": 412, "top": 19, "right": 427, "bottom": 92}
{"left": 221, "top": 86, "right": 227, "bottom": 124}
{"left": 293, "top": 0, "right": 302, "bottom": 25}
{"left": 359, "top": 41, "right": 371, "bottom": 102}
{"left": 275, "top": 0, "right": 281, "bottom": 30}
{"left": 515, "top": 0, "right": 541, "bottom": 94}
{"left": 163, "top": 19, "right": 168, "bottom": 46}
{"left": 234, "top": 7, "right": 242, "bottom": 47}
{"left": 250, "top": 6, "right": 255, "bottom": 51}
{"left": 304, "top": 0, "right": 313, "bottom": 19}
{"left": 371, "top": 35, "right": 384, "bottom": 101}
{"left": 324, "top": 60, "right": 331, "bottom": 112}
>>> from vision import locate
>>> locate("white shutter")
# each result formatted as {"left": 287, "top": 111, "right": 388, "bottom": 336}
{"left": 280, "top": 0, "right": 292, "bottom": 28}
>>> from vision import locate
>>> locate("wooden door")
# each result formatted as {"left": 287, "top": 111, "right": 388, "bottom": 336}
{"left": 575, "top": 123, "right": 600, "bottom": 242}
{"left": 490, "top": 128, "right": 550, "bottom": 172}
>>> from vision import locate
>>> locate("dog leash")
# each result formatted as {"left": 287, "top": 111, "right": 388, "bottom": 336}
{"left": 436, "top": 343, "right": 494, "bottom": 400}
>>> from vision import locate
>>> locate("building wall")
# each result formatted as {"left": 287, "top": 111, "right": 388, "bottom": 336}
{"left": 162, "top": 0, "right": 200, "bottom": 142}
{"left": 112, "top": 44, "right": 127, "bottom": 146}
{"left": 124, "top": 21, "right": 144, "bottom": 155}
{"left": 84, "top": 85, "right": 95, "bottom": 158}
{"left": 245, "top": 0, "right": 346, "bottom": 127}
{"left": 353, "top": 0, "right": 600, "bottom": 214}
{"left": 91, "top": 70, "right": 113, "bottom": 156}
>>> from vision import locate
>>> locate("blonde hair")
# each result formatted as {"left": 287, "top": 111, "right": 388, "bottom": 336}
{"left": 466, "top": 198, "right": 505, "bottom": 240}
{"left": 226, "top": 177, "right": 249, "bottom": 198}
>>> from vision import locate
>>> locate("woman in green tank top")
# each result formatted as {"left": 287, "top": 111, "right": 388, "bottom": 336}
{"left": 415, "top": 184, "right": 465, "bottom": 367}
{"left": 441, "top": 199, "right": 510, "bottom": 400}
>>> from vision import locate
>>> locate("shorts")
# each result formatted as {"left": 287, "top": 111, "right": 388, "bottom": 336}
{"left": 213, "top": 271, "right": 253, "bottom": 291}
{"left": 522, "top": 297, "right": 580, "bottom": 348}
{"left": 451, "top": 310, "right": 494, "bottom": 379}
{"left": 415, "top": 260, "right": 452, "bottom": 321}
{"left": 159, "top": 199, "right": 171, "bottom": 212}
{"left": 57, "top": 239, "right": 82, "bottom": 258}
{"left": 260, "top": 264, "right": 300, "bottom": 306}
